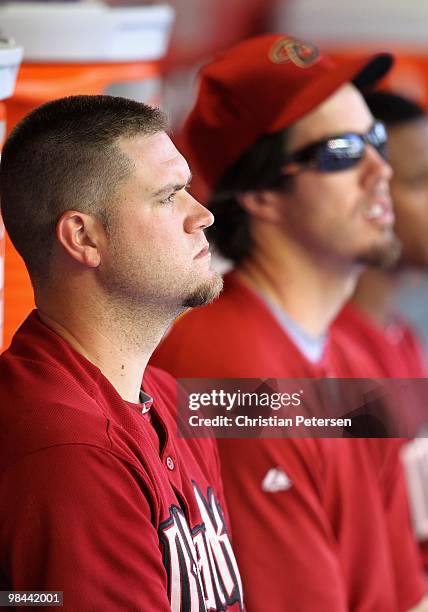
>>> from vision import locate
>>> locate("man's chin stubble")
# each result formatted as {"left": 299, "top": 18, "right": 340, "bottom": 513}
{"left": 182, "top": 273, "right": 224, "bottom": 308}
{"left": 356, "top": 234, "right": 402, "bottom": 270}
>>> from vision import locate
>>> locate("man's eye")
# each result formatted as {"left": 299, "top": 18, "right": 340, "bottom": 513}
{"left": 161, "top": 193, "right": 176, "bottom": 204}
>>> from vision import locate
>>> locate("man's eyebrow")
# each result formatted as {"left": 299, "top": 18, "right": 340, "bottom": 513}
{"left": 151, "top": 173, "right": 193, "bottom": 198}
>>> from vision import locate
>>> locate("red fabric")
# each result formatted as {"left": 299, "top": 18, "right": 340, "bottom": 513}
{"left": 152, "top": 271, "right": 427, "bottom": 612}
{"left": 334, "top": 301, "right": 428, "bottom": 573}
{"left": 421, "top": 541, "right": 428, "bottom": 574}
{"left": 334, "top": 302, "right": 428, "bottom": 379}
{"left": 184, "top": 33, "right": 392, "bottom": 189}
{"left": 0, "top": 311, "right": 243, "bottom": 611}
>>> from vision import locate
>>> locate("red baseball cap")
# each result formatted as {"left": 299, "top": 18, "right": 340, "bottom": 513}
{"left": 184, "top": 34, "right": 394, "bottom": 190}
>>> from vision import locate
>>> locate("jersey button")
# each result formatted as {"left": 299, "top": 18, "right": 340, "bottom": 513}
{"left": 166, "top": 456, "right": 175, "bottom": 470}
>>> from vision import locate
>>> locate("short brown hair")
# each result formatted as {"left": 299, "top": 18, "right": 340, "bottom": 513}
{"left": 0, "top": 94, "right": 166, "bottom": 284}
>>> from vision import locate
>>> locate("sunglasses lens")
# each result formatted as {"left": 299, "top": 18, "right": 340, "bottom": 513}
{"left": 283, "top": 121, "right": 388, "bottom": 176}
{"left": 368, "top": 122, "right": 388, "bottom": 159}
{"left": 317, "top": 134, "right": 364, "bottom": 171}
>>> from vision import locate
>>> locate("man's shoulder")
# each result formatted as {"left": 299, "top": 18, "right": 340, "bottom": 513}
{"left": 151, "top": 272, "right": 290, "bottom": 376}
{"left": 0, "top": 349, "right": 111, "bottom": 471}
{"left": 0, "top": 332, "right": 105, "bottom": 405}
{"left": 173, "top": 296, "right": 244, "bottom": 336}
{"left": 333, "top": 302, "right": 382, "bottom": 343}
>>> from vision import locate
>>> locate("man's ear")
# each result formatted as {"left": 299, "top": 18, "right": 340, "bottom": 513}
{"left": 237, "top": 190, "right": 286, "bottom": 224}
{"left": 56, "top": 211, "right": 103, "bottom": 268}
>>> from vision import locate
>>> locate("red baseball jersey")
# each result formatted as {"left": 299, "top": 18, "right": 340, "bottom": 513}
{"left": 333, "top": 302, "right": 428, "bottom": 379}
{"left": 152, "top": 271, "right": 426, "bottom": 612}
{"left": 334, "top": 301, "right": 428, "bottom": 571}
{"left": 0, "top": 312, "right": 244, "bottom": 611}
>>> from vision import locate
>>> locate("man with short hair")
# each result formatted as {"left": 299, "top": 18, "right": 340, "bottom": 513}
{"left": 334, "top": 90, "right": 428, "bottom": 569}
{"left": 0, "top": 95, "right": 243, "bottom": 611}
{"left": 152, "top": 35, "right": 428, "bottom": 610}
{"left": 335, "top": 91, "right": 428, "bottom": 382}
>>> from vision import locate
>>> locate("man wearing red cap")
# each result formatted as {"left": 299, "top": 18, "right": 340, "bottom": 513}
{"left": 152, "top": 35, "right": 428, "bottom": 610}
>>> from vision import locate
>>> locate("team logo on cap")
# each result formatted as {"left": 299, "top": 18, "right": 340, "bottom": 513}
{"left": 269, "top": 37, "right": 319, "bottom": 68}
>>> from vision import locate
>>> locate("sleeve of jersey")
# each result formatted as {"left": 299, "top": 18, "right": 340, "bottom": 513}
{"left": 0, "top": 444, "right": 171, "bottom": 611}
{"left": 217, "top": 438, "right": 348, "bottom": 612}
{"left": 376, "top": 439, "right": 428, "bottom": 610}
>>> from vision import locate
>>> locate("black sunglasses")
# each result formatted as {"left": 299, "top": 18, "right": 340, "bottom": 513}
{"left": 281, "top": 121, "right": 388, "bottom": 174}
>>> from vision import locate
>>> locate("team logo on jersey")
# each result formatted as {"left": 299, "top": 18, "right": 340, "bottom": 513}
{"left": 262, "top": 467, "right": 293, "bottom": 493}
{"left": 269, "top": 37, "right": 319, "bottom": 68}
{"left": 159, "top": 482, "right": 243, "bottom": 611}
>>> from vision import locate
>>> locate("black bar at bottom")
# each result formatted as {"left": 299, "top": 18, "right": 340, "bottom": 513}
{"left": 0, "top": 592, "right": 63, "bottom": 607}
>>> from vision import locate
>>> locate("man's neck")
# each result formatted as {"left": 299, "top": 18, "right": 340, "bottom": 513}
{"left": 352, "top": 267, "right": 399, "bottom": 328}
{"left": 237, "top": 247, "right": 359, "bottom": 337}
{"left": 37, "top": 290, "right": 178, "bottom": 404}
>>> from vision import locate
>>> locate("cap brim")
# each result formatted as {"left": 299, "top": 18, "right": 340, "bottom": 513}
{"left": 269, "top": 52, "right": 394, "bottom": 133}
{"left": 352, "top": 53, "right": 394, "bottom": 89}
